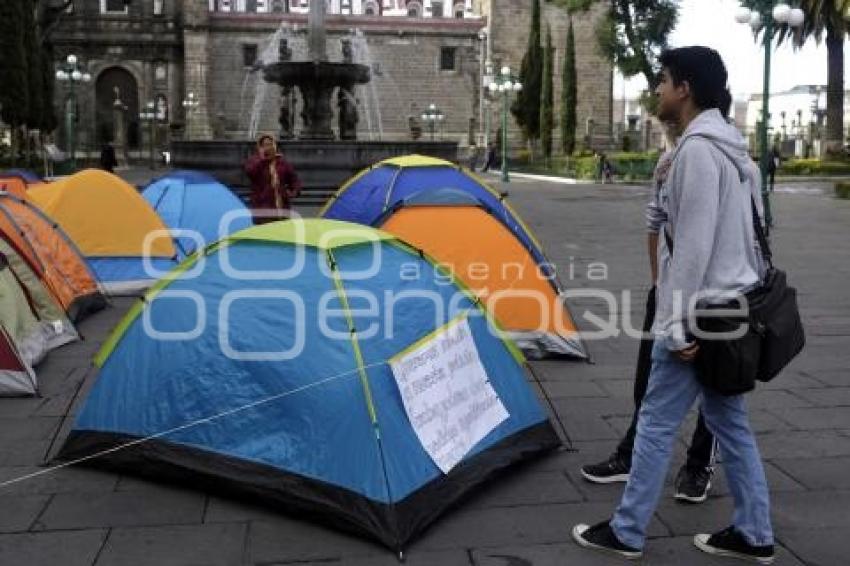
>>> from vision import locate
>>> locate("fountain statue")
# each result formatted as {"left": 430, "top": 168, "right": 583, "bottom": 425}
{"left": 278, "top": 38, "right": 295, "bottom": 139}
{"left": 169, "top": 2, "right": 458, "bottom": 202}
{"left": 338, "top": 39, "right": 359, "bottom": 140}
{"left": 112, "top": 86, "right": 129, "bottom": 166}
{"left": 262, "top": 0, "right": 370, "bottom": 140}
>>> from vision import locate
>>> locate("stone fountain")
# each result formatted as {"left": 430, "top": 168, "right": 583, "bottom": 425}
{"left": 263, "top": 2, "right": 370, "bottom": 140}
{"left": 170, "top": 2, "right": 458, "bottom": 204}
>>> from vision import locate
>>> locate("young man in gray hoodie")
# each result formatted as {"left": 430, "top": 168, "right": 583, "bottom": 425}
{"left": 572, "top": 47, "right": 774, "bottom": 563}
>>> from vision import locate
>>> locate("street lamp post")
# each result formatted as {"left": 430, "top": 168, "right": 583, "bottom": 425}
{"left": 55, "top": 54, "right": 92, "bottom": 171}
{"left": 486, "top": 65, "right": 522, "bottom": 183}
{"left": 735, "top": 2, "right": 804, "bottom": 234}
{"left": 421, "top": 103, "right": 444, "bottom": 141}
{"left": 139, "top": 101, "right": 158, "bottom": 169}
{"left": 482, "top": 60, "right": 495, "bottom": 147}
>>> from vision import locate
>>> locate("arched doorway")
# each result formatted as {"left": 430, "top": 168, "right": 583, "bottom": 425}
{"left": 95, "top": 67, "right": 140, "bottom": 150}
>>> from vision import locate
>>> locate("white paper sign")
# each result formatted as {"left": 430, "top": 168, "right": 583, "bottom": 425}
{"left": 390, "top": 317, "right": 509, "bottom": 474}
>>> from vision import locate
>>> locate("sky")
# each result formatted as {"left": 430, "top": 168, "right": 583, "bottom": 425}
{"left": 615, "top": 0, "right": 850, "bottom": 100}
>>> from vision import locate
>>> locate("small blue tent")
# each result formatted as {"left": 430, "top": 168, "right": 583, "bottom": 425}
{"left": 142, "top": 170, "right": 252, "bottom": 259}
{"left": 57, "top": 219, "right": 560, "bottom": 550}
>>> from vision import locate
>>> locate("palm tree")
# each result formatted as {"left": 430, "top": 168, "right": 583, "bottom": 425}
{"left": 777, "top": 1, "right": 850, "bottom": 154}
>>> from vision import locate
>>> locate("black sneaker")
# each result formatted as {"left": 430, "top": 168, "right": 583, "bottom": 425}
{"left": 694, "top": 526, "right": 775, "bottom": 564}
{"left": 572, "top": 520, "right": 642, "bottom": 560}
{"left": 581, "top": 453, "right": 630, "bottom": 484}
{"left": 675, "top": 464, "right": 713, "bottom": 503}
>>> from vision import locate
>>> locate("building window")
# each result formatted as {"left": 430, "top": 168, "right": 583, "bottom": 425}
{"left": 364, "top": 1, "right": 378, "bottom": 14}
{"left": 101, "top": 0, "right": 128, "bottom": 14}
{"left": 154, "top": 62, "right": 168, "bottom": 82}
{"left": 431, "top": 1, "right": 443, "bottom": 17}
{"left": 154, "top": 0, "right": 164, "bottom": 15}
{"left": 242, "top": 44, "right": 258, "bottom": 67}
{"left": 453, "top": 3, "right": 463, "bottom": 17}
{"left": 440, "top": 46, "right": 457, "bottom": 71}
{"left": 407, "top": 1, "right": 421, "bottom": 16}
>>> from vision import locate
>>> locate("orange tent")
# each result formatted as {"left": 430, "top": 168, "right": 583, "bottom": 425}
{"left": 28, "top": 169, "right": 177, "bottom": 295}
{"left": 376, "top": 190, "right": 587, "bottom": 359}
{"left": 0, "top": 176, "right": 29, "bottom": 199}
{"left": 0, "top": 193, "right": 107, "bottom": 321}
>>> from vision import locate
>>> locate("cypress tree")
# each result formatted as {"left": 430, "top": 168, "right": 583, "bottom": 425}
{"left": 540, "top": 25, "right": 554, "bottom": 161}
{"left": 561, "top": 18, "right": 577, "bottom": 155}
{"left": 511, "top": 0, "right": 543, "bottom": 141}
{"left": 25, "top": 0, "right": 44, "bottom": 133}
{"left": 0, "top": 0, "right": 30, "bottom": 162}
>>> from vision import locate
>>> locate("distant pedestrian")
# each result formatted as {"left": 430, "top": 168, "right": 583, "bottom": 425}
{"left": 99, "top": 142, "right": 118, "bottom": 174}
{"left": 467, "top": 143, "right": 480, "bottom": 171}
{"left": 598, "top": 153, "right": 613, "bottom": 183}
{"left": 767, "top": 145, "right": 781, "bottom": 192}
{"left": 481, "top": 142, "right": 497, "bottom": 172}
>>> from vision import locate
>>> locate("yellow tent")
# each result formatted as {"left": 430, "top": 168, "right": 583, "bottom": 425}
{"left": 28, "top": 169, "right": 177, "bottom": 294}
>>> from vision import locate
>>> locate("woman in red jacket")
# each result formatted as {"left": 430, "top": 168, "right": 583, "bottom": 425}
{"left": 244, "top": 134, "right": 302, "bottom": 224}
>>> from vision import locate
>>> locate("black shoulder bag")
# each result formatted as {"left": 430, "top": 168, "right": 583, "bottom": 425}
{"left": 665, "top": 199, "right": 805, "bottom": 396}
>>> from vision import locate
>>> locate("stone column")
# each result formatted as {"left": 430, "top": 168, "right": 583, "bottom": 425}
{"left": 183, "top": 34, "right": 213, "bottom": 140}
{"left": 183, "top": 1, "right": 213, "bottom": 140}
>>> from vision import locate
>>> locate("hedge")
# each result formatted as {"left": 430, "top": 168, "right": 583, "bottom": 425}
{"left": 515, "top": 151, "right": 660, "bottom": 181}
{"left": 779, "top": 159, "right": 850, "bottom": 176}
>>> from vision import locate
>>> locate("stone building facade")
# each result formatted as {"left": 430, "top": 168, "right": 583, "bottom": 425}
{"left": 49, "top": 0, "right": 612, "bottom": 157}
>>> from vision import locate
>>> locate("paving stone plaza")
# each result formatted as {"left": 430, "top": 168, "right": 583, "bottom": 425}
{"left": 1, "top": 174, "right": 847, "bottom": 565}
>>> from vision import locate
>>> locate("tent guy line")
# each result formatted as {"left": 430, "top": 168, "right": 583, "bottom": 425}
{"left": 0, "top": 359, "right": 389, "bottom": 491}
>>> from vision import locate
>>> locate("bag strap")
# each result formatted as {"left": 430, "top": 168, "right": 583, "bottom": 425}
{"left": 750, "top": 196, "right": 774, "bottom": 270}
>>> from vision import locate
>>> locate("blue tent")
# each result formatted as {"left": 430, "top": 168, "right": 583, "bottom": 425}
{"left": 320, "top": 155, "right": 550, "bottom": 271}
{"left": 57, "top": 219, "right": 560, "bottom": 550}
{"left": 143, "top": 170, "right": 252, "bottom": 259}
{"left": 0, "top": 169, "right": 41, "bottom": 183}
{"left": 321, "top": 156, "right": 589, "bottom": 360}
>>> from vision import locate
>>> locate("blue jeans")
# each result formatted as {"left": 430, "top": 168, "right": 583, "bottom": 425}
{"left": 610, "top": 341, "right": 773, "bottom": 549}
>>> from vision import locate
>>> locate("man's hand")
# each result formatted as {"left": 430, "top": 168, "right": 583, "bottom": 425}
{"left": 675, "top": 343, "right": 699, "bottom": 362}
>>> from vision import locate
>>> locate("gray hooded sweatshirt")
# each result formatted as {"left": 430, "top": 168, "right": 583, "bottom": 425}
{"left": 653, "top": 108, "right": 765, "bottom": 351}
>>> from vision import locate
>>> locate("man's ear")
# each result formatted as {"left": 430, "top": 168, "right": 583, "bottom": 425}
{"left": 678, "top": 80, "right": 692, "bottom": 102}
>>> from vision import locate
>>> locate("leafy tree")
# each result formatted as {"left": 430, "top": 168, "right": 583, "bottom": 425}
{"left": 551, "top": 0, "right": 678, "bottom": 112}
